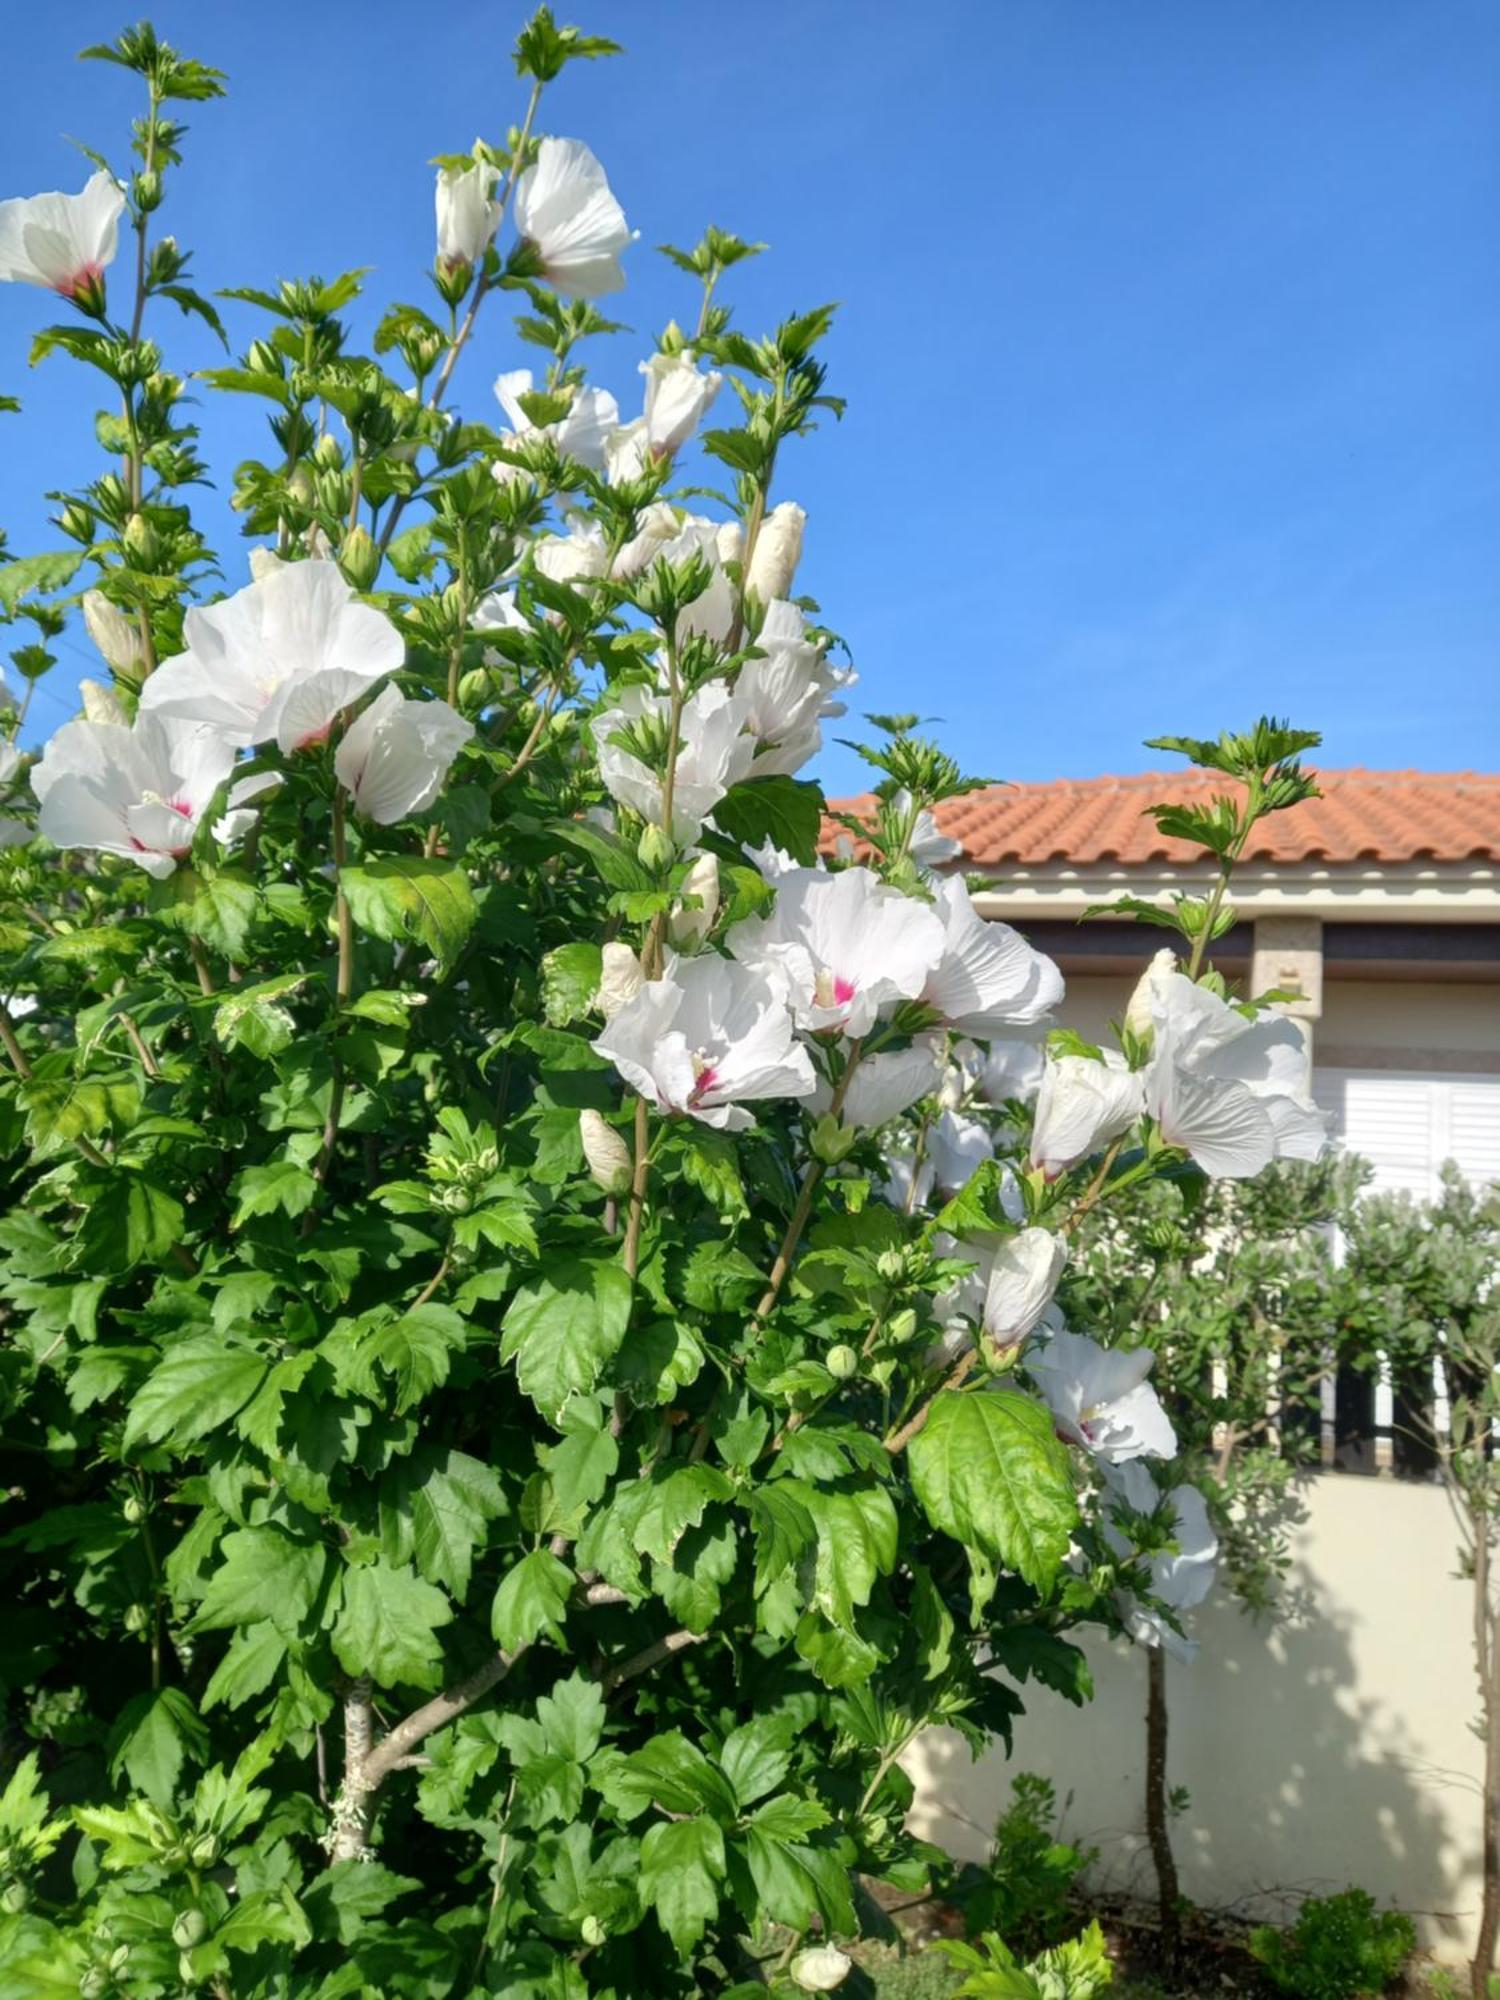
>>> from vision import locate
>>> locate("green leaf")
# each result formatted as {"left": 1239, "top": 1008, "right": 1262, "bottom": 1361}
{"left": 500, "top": 1263, "right": 633, "bottom": 1420}
{"left": 491, "top": 1548, "right": 573, "bottom": 1653}
{"left": 202, "top": 1622, "right": 287, "bottom": 1711}
{"left": 124, "top": 1339, "right": 270, "bottom": 1452}
{"left": 672, "top": 1126, "right": 747, "bottom": 1217}
{"left": 639, "top": 1815, "right": 724, "bottom": 1955}
{"left": 20, "top": 1070, "right": 139, "bottom": 1155}
{"left": 214, "top": 973, "right": 308, "bottom": 1057}
{"left": 548, "top": 818, "right": 655, "bottom": 892}
{"left": 150, "top": 868, "right": 258, "bottom": 957}
{"left": 341, "top": 857, "right": 476, "bottom": 964}
{"left": 192, "top": 1526, "right": 328, "bottom": 1637}
{"left": 77, "top": 1174, "right": 184, "bottom": 1272}
{"left": 907, "top": 1389, "right": 1078, "bottom": 1592}
{"left": 596, "top": 1731, "right": 737, "bottom": 1823}
{"left": 230, "top": 1158, "right": 318, "bottom": 1227}
{"left": 384, "top": 1447, "right": 508, "bottom": 1597}
{"left": 332, "top": 1561, "right": 453, "bottom": 1689}
{"left": 719, "top": 1716, "right": 792, "bottom": 1811}
{"left": 345, "top": 1304, "right": 467, "bottom": 1414}
{"left": 301, "top": 1863, "right": 420, "bottom": 1947}
{"left": 739, "top": 1817, "right": 853, "bottom": 1934}
{"left": 106, "top": 1687, "right": 208, "bottom": 1807}
{"left": 804, "top": 1482, "right": 898, "bottom": 1630}
{"left": 541, "top": 941, "right": 603, "bottom": 1026}
{"left": 631, "top": 1464, "right": 733, "bottom": 1566}
{"left": 711, "top": 774, "right": 823, "bottom": 864}
{"left": 989, "top": 1626, "right": 1094, "bottom": 1706}
{"left": 535, "top": 1673, "right": 607, "bottom": 1764}
{"left": 73, "top": 1799, "right": 179, "bottom": 1870}
{"left": 0, "top": 549, "right": 85, "bottom": 614}
{"left": 542, "top": 1404, "right": 619, "bottom": 1519}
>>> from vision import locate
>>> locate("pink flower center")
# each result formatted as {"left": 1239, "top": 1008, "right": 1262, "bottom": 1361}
{"left": 55, "top": 261, "right": 104, "bottom": 301}
{"left": 813, "top": 968, "right": 858, "bottom": 1012}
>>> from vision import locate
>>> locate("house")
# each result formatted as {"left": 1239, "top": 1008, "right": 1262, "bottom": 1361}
{"left": 834, "top": 766, "right": 1500, "bottom": 1197}
{"left": 837, "top": 767, "right": 1500, "bottom": 1954}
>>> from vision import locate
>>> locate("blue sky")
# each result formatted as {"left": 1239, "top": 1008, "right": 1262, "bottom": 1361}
{"left": 1, "top": 1, "right": 1496, "bottom": 792}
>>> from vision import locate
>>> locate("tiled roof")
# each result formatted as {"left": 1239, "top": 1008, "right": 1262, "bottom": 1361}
{"left": 826, "top": 770, "right": 1500, "bottom": 868}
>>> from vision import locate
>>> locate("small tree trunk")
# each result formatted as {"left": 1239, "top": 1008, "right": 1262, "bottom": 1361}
{"left": 328, "top": 1678, "right": 376, "bottom": 1864}
{"left": 1473, "top": 1584, "right": 1500, "bottom": 1999}
{"left": 1145, "top": 1646, "right": 1182, "bottom": 1970}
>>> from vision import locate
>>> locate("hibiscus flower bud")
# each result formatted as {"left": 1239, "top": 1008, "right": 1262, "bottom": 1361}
{"left": 123, "top": 512, "right": 159, "bottom": 567}
{"left": 79, "top": 677, "right": 128, "bottom": 726}
{"left": 982, "top": 1228, "right": 1067, "bottom": 1346}
{"left": 810, "top": 1112, "right": 859, "bottom": 1165}
{"left": 790, "top": 1945, "right": 852, "bottom": 1992}
{"left": 826, "top": 1343, "right": 859, "bottom": 1380}
{"left": 596, "top": 942, "right": 645, "bottom": 1020}
{"left": 339, "top": 524, "right": 381, "bottom": 592}
{"left": 747, "top": 501, "right": 805, "bottom": 603}
{"left": 81, "top": 590, "right": 146, "bottom": 678}
{"left": 669, "top": 852, "right": 719, "bottom": 951}
{"left": 638, "top": 821, "right": 675, "bottom": 872}
{"left": 580, "top": 1109, "right": 632, "bottom": 1196}
{"left": 59, "top": 499, "right": 95, "bottom": 543}
{"left": 1125, "top": 947, "right": 1176, "bottom": 1044}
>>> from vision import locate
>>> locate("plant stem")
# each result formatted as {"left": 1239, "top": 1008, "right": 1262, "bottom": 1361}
{"left": 330, "top": 1647, "right": 528, "bottom": 1862}
{"left": 305, "top": 791, "right": 355, "bottom": 1224}
{"left": 1064, "top": 1135, "right": 1128, "bottom": 1234}
{"left": 597, "top": 1627, "right": 703, "bottom": 1693}
{"left": 621, "top": 1092, "right": 652, "bottom": 1277}
{"left": 377, "top": 81, "right": 544, "bottom": 560}
{"left": 332, "top": 790, "right": 354, "bottom": 1004}
{"left": 752, "top": 1043, "right": 865, "bottom": 1323}
{"left": 187, "top": 937, "right": 216, "bottom": 997}
{"left": 883, "top": 1349, "right": 978, "bottom": 1456}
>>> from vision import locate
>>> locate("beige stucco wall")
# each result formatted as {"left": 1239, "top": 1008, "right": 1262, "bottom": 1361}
{"left": 904, "top": 1476, "right": 1483, "bottom": 1957}
{"left": 1320, "top": 981, "right": 1500, "bottom": 1061}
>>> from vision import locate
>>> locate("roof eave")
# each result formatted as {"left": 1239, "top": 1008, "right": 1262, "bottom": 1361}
{"left": 965, "top": 859, "right": 1500, "bottom": 923}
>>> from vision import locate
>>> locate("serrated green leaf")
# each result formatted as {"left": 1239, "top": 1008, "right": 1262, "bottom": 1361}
{"left": 332, "top": 1561, "right": 452, "bottom": 1689}
{"left": 341, "top": 857, "right": 475, "bottom": 964}
{"left": 907, "top": 1389, "right": 1077, "bottom": 1592}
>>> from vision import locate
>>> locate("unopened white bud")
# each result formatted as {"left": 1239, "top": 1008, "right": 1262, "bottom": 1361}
{"left": 79, "top": 678, "right": 128, "bottom": 727}
{"left": 747, "top": 501, "right": 805, "bottom": 603}
{"left": 248, "top": 546, "right": 284, "bottom": 583}
{"left": 669, "top": 852, "right": 719, "bottom": 951}
{"left": 715, "top": 519, "right": 745, "bottom": 570}
{"left": 1125, "top": 947, "right": 1176, "bottom": 1043}
{"left": 596, "top": 942, "right": 645, "bottom": 1020}
{"left": 790, "top": 1946, "right": 852, "bottom": 1992}
{"left": 82, "top": 590, "right": 145, "bottom": 676}
{"left": 937, "top": 1064, "right": 966, "bottom": 1114}
{"left": 580, "top": 1109, "right": 632, "bottom": 1196}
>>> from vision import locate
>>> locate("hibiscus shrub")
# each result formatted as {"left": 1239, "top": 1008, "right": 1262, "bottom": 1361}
{"left": 0, "top": 18, "right": 1330, "bottom": 1998}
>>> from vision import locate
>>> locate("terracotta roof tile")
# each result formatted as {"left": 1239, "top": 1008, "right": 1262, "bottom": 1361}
{"left": 825, "top": 769, "right": 1500, "bottom": 868}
